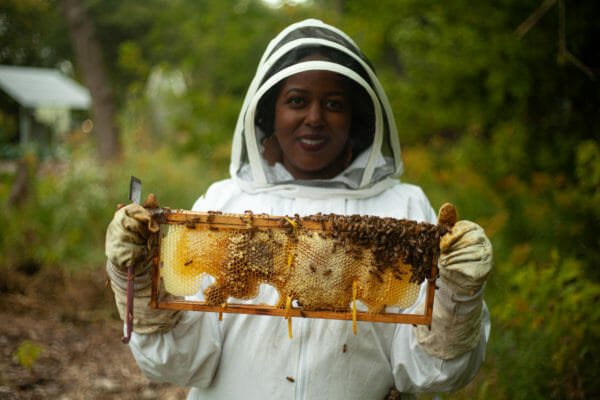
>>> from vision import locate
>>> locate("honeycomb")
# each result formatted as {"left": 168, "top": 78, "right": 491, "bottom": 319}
{"left": 158, "top": 212, "right": 449, "bottom": 315}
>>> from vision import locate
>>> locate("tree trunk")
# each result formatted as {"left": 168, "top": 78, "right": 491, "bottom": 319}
{"left": 6, "top": 158, "right": 32, "bottom": 208}
{"left": 58, "top": 0, "right": 120, "bottom": 161}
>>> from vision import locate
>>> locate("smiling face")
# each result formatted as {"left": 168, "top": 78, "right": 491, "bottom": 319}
{"left": 273, "top": 69, "right": 352, "bottom": 180}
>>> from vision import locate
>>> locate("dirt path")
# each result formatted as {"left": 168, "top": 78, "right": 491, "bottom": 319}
{"left": 0, "top": 267, "right": 189, "bottom": 399}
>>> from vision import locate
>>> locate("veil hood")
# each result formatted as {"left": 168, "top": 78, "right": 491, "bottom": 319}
{"left": 230, "top": 19, "right": 403, "bottom": 199}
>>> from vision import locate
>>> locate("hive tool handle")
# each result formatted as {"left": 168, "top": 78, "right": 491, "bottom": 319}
{"left": 122, "top": 176, "right": 142, "bottom": 344}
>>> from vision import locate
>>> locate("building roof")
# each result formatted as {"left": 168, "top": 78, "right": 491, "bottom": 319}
{"left": 0, "top": 65, "right": 91, "bottom": 109}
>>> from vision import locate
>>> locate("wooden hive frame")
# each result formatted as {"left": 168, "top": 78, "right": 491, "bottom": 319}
{"left": 150, "top": 205, "right": 456, "bottom": 327}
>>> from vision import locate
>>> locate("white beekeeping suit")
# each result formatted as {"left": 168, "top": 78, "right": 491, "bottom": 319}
{"left": 107, "top": 19, "right": 492, "bottom": 399}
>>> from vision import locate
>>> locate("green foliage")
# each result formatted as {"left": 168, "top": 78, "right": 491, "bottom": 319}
{"left": 0, "top": 131, "right": 223, "bottom": 271}
{"left": 116, "top": 128, "right": 229, "bottom": 210}
{"left": 575, "top": 140, "right": 600, "bottom": 197}
{"left": 12, "top": 340, "right": 44, "bottom": 371}
{"left": 404, "top": 136, "right": 600, "bottom": 399}
{"left": 490, "top": 251, "right": 600, "bottom": 399}
{"left": 345, "top": 7, "right": 600, "bottom": 396}
{"left": 3, "top": 0, "right": 599, "bottom": 398}
{"left": 0, "top": 0, "right": 71, "bottom": 67}
{"left": 0, "top": 147, "right": 114, "bottom": 270}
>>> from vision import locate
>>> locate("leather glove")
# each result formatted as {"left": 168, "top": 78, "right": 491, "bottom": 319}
{"left": 414, "top": 220, "right": 492, "bottom": 360}
{"left": 106, "top": 204, "right": 159, "bottom": 273}
{"left": 105, "top": 203, "right": 182, "bottom": 334}
{"left": 438, "top": 221, "right": 492, "bottom": 295}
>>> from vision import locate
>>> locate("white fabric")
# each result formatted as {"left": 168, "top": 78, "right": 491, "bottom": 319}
{"left": 128, "top": 181, "right": 490, "bottom": 399}
{"left": 126, "top": 18, "right": 490, "bottom": 399}
{"left": 230, "top": 19, "right": 403, "bottom": 198}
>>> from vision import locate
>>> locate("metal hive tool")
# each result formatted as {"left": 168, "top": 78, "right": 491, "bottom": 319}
{"left": 149, "top": 204, "right": 457, "bottom": 331}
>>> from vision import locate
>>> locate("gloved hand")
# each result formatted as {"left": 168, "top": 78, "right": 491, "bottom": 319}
{"left": 105, "top": 203, "right": 182, "bottom": 334}
{"left": 414, "top": 220, "right": 492, "bottom": 360}
{"left": 106, "top": 204, "right": 159, "bottom": 273}
{"left": 438, "top": 220, "right": 493, "bottom": 295}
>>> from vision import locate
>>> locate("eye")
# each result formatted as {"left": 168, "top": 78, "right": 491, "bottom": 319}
{"left": 286, "top": 96, "right": 306, "bottom": 107}
{"left": 325, "top": 98, "right": 346, "bottom": 112}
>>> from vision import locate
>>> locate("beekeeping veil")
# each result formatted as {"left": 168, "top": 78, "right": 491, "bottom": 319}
{"left": 230, "top": 19, "right": 403, "bottom": 199}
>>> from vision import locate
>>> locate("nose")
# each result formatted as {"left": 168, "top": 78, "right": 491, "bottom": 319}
{"left": 304, "top": 101, "right": 324, "bottom": 128}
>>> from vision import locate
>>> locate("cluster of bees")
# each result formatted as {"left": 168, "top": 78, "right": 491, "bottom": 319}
{"left": 203, "top": 233, "right": 278, "bottom": 305}
{"left": 288, "top": 213, "right": 450, "bottom": 285}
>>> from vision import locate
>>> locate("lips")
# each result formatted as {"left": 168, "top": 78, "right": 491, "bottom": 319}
{"left": 300, "top": 137, "right": 325, "bottom": 145}
{"left": 297, "top": 135, "right": 327, "bottom": 151}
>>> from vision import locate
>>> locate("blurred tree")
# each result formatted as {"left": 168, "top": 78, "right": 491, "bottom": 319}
{"left": 0, "top": 0, "right": 71, "bottom": 67}
{"left": 0, "top": 0, "right": 120, "bottom": 161}
{"left": 59, "top": 0, "right": 120, "bottom": 161}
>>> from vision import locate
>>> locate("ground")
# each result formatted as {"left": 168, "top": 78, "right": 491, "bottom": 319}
{"left": 0, "top": 266, "right": 189, "bottom": 399}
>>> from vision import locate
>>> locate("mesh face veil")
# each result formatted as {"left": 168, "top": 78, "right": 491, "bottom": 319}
{"left": 229, "top": 19, "right": 404, "bottom": 199}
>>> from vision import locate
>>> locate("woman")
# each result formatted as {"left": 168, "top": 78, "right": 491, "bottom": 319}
{"left": 106, "top": 19, "right": 492, "bottom": 399}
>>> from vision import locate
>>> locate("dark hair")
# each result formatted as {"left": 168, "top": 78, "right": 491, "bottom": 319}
{"left": 255, "top": 81, "right": 283, "bottom": 138}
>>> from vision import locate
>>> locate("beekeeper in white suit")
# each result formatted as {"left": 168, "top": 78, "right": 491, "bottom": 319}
{"left": 106, "top": 19, "right": 492, "bottom": 399}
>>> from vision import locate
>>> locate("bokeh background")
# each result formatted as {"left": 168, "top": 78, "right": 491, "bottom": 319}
{"left": 1, "top": 0, "right": 599, "bottom": 399}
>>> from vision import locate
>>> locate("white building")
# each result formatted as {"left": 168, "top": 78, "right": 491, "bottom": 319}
{"left": 0, "top": 65, "right": 91, "bottom": 156}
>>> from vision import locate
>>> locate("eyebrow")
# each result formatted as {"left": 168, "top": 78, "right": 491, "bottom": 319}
{"left": 284, "top": 88, "right": 347, "bottom": 96}
{"left": 284, "top": 88, "right": 309, "bottom": 95}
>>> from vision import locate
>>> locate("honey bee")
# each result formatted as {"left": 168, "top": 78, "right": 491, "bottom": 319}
{"left": 369, "top": 269, "right": 383, "bottom": 283}
{"left": 286, "top": 377, "right": 295, "bottom": 382}
{"left": 185, "top": 221, "right": 196, "bottom": 229}
{"left": 343, "top": 344, "right": 347, "bottom": 353}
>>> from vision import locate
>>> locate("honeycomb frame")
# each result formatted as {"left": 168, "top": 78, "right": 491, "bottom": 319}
{"left": 150, "top": 208, "right": 453, "bottom": 326}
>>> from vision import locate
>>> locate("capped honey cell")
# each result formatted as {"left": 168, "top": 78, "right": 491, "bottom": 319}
{"left": 158, "top": 211, "right": 448, "bottom": 314}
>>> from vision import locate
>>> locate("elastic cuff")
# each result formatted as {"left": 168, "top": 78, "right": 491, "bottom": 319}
{"left": 413, "top": 279, "right": 485, "bottom": 359}
{"left": 113, "top": 284, "right": 182, "bottom": 334}
{"left": 106, "top": 259, "right": 153, "bottom": 291}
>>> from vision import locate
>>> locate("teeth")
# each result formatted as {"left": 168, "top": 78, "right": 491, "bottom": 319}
{"left": 299, "top": 138, "right": 325, "bottom": 145}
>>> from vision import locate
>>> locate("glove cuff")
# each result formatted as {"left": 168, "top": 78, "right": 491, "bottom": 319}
{"left": 436, "top": 278, "right": 485, "bottom": 315}
{"left": 111, "top": 276, "right": 183, "bottom": 334}
{"left": 106, "top": 258, "right": 153, "bottom": 292}
{"left": 413, "top": 280, "right": 485, "bottom": 360}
